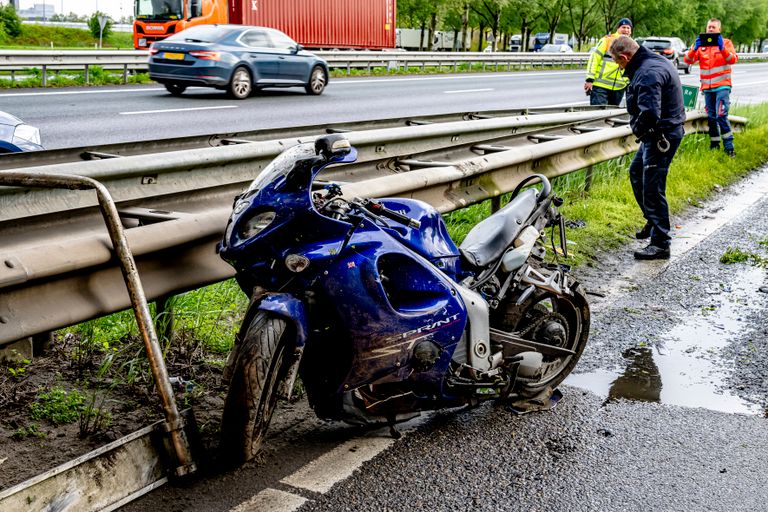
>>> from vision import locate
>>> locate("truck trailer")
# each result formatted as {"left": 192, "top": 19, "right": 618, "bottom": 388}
{"left": 133, "top": 0, "right": 396, "bottom": 50}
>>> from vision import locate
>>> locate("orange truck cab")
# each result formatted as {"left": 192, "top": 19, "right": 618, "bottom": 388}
{"left": 133, "top": 0, "right": 227, "bottom": 50}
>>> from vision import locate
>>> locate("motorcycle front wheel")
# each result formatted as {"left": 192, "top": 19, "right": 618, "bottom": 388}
{"left": 220, "top": 311, "right": 291, "bottom": 463}
{"left": 495, "top": 280, "right": 590, "bottom": 397}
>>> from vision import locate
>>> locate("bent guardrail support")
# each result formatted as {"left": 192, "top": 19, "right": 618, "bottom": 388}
{"left": 0, "top": 171, "right": 197, "bottom": 478}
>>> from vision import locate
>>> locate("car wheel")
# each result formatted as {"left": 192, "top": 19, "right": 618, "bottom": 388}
{"left": 228, "top": 67, "right": 252, "bottom": 100}
{"left": 305, "top": 66, "right": 327, "bottom": 95}
{"left": 164, "top": 83, "right": 186, "bottom": 96}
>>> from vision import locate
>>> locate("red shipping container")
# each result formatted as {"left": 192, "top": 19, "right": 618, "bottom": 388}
{"left": 230, "top": 0, "right": 396, "bottom": 49}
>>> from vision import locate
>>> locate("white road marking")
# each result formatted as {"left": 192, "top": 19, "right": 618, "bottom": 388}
{"left": 732, "top": 79, "right": 768, "bottom": 87}
{"left": 0, "top": 87, "right": 166, "bottom": 97}
{"left": 119, "top": 105, "right": 238, "bottom": 115}
{"left": 444, "top": 88, "right": 494, "bottom": 94}
{"left": 228, "top": 488, "right": 307, "bottom": 512}
{"left": 337, "top": 70, "right": 584, "bottom": 84}
{"left": 280, "top": 436, "right": 396, "bottom": 494}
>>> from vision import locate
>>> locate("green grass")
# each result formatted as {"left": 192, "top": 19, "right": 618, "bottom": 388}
{"left": 58, "top": 103, "right": 768, "bottom": 375}
{"left": 63, "top": 279, "right": 247, "bottom": 360}
{"left": 29, "top": 386, "right": 86, "bottom": 425}
{"left": 0, "top": 24, "right": 134, "bottom": 49}
{"left": 444, "top": 102, "right": 768, "bottom": 267}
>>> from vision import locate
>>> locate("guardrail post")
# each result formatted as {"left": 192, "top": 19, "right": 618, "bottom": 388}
{"left": 584, "top": 164, "right": 594, "bottom": 192}
{"left": 491, "top": 196, "right": 502, "bottom": 213}
{"left": 454, "top": 61, "right": 458, "bottom": 73}
{"left": 346, "top": 62, "right": 351, "bottom": 76}
{"left": 0, "top": 172, "right": 197, "bottom": 478}
{"left": 85, "top": 64, "right": 89, "bottom": 84}
{"left": 123, "top": 64, "right": 128, "bottom": 84}
{"left": 155, "top": 295, "right": 175, "bottom": 345}
{"left": 42, "top": 65, "right": 47, "bottom": 87}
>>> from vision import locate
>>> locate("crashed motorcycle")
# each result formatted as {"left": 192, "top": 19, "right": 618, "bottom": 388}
{"left": 217, "top": 134, "right": 590, "bottom": 462}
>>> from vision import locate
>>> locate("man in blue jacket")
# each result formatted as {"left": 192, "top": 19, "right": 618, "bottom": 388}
{"left": 609, "top": 35, "right": 686, "bottom": 260}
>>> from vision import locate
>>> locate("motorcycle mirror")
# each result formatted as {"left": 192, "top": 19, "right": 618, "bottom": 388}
{"left": 315, "top": 134, "right": 352, "bottom": 161}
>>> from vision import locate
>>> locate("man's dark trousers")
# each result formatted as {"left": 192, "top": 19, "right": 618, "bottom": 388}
{"left": 628, "top": 136, "right": 682, "bottom": 248}
{"left": 589, "top": 85, "right": 626, "bottom": 106}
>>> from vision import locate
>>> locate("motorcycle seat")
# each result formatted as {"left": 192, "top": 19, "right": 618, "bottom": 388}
{"left": 459, "top": 188, "right": 538, "bottom": 268}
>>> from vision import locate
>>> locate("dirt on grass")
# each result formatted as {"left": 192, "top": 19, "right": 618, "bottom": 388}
{"left": 0, "top": 331, "right": 229, "bottom": 492}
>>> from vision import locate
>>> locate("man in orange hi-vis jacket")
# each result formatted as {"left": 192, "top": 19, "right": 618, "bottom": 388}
{"left": 684, "top": 18, "right": 739, "bottom": 156}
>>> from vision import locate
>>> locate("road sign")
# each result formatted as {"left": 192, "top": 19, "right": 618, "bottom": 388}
{"left": 682, "top": 84, "right": 699, "bottom": 110}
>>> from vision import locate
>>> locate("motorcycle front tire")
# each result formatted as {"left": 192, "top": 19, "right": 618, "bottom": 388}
{"left": 220, "top": 311, "right": 291, "bottom": 464}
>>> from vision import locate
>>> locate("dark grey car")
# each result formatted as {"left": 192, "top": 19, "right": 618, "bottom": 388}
{"left": 642, "top": 37, "right": 692, "bottom": 74}
{"left": 149, "top": 25, "right": 329, "bottom": 99}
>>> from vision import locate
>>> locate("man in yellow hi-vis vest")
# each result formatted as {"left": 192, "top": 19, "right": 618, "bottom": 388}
{"left": 584, "top": 18, "right": 632, "bottom": 106}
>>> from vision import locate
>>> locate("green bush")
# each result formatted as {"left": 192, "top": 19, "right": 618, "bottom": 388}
{"left": 0, "top": 3, "right": 23, "bottom": 38}
{"left": 88, "top": 11, "right": 113, "bottom": 40}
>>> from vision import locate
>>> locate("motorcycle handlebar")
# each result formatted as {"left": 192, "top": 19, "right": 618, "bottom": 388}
{"left": 356, "top": 198, "right": 422, "bottom": 230}
{"left": 510, "top": 174, "right": 552, "bottom": 203}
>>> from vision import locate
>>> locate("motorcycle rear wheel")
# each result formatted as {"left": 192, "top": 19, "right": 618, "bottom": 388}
{"left": 220, "top": 312, "right": 290, "bottom": 463}
{"left": 496, "top": 281, "right": 590, "bottom": 397}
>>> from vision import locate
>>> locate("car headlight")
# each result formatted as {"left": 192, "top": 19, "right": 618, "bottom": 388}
{"left": 238, "top": 211, "right": 276, "bottom": 239}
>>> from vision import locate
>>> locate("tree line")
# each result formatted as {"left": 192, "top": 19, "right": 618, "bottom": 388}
{"left": 398, "top": 0, "right": 768, "bottom": 51}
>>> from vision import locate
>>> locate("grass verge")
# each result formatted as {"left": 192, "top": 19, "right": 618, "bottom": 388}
{"left": 53, "top": 103, "right": 768, "bottom": 377}
{"left": 445, "top": 102, "right": 768, "bottom": 268}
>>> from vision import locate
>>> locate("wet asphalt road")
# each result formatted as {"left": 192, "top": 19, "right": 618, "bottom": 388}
{"left": 296, "top": 169, "right": 768, "bottom": 511}
{"left": 126, "top": 168, "right": 768, "bottom": 511}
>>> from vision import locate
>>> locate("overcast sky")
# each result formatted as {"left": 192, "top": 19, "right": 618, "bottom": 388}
{"left": 19, "top": 1, "right": 134, "bottom": 20}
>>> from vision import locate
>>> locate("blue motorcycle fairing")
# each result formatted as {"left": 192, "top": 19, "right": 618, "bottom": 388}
{"left": 317, "top": 224, "right": 467, "bottom": 391}
{"left": 257, "top": 293, "right": 308, "bottom": 348}
{"left": 220, "top": 140, "right": 472, "bottom": 400}
{"left": 377, "top": 198, "right": 462, "bottom": 279}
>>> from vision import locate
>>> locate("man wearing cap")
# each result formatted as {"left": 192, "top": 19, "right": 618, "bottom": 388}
{"left": 684, "top": 18, "right": 739, "bottom": 157}
{"left": 584, "top": 19, "right": 632, "bottom": 106}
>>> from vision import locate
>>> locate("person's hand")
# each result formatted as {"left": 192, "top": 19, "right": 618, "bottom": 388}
{"left": 584, "top": 81, "right": 593, "bottom": 92}
{"left": 717, "top": 34, "right": 724, "bottom": 50}
{"left": 693, "top": 36, "right": 701, "bottom": 51}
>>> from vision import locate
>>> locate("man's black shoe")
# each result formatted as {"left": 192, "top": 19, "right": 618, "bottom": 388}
{"left": 725, "top": 149, "right": 736, "bottom": 158}
{"left": 635, "top": 222, "right": 652, "bottom": 240}
{"left": 709, "top": 143, "right": 720, "bottom": 150}
{"left": 634, "top": 244, "right": 670, "bottom": 260}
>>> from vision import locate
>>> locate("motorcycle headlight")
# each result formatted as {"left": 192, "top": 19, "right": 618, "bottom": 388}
{"left": 238, "top": 211, "right": 276, "bottom": 240}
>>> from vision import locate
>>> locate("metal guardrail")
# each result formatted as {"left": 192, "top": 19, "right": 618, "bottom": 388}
{"left": 0, "top": 105, "right": 625, "bottom": 171}
{"left": 0, "top": 109, "right": 745, "bottom": 348}
{"left": 2, "top": 49, "right": 765, "bottom": 83}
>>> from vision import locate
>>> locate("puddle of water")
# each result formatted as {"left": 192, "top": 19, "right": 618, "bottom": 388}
{"left": 566, "top": 265, "right": 766, "bottom": 415}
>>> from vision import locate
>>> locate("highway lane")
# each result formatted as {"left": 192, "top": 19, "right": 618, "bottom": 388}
{"left": 1, "top": 63, "right": 767, "bottom": 150}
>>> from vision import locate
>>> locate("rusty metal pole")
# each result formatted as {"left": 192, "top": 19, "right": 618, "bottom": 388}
{"left": 0, "top": 171, "right": 196, "bottom": 476}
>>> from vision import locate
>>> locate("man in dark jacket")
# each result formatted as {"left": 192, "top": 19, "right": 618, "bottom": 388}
{"left": 609, "top": 36, "right": 686, "bottom": 260}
